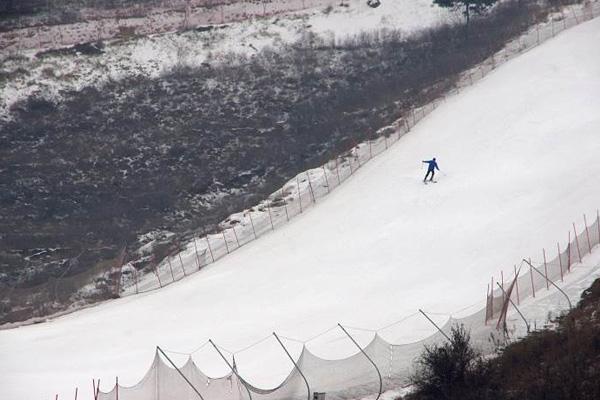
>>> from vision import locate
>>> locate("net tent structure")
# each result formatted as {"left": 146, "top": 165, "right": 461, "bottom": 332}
{"left": 97, "top": 309, "right": 499, "bottom": 400}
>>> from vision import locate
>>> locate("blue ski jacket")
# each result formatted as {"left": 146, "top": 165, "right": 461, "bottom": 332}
{"left": 423, "top": 159, "right": 439, "bottom": 172}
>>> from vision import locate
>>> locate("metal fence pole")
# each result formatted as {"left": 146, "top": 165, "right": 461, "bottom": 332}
{"left": 273, "top": 333, "right": 311, "bottom": 400}
{"left": 495, "top": 282, "right": 529, "bottom": 333}
{"left": 208, "top": 340, "right": 253, "bottom": 400}
{"left": 523, "top": 259, "right": 572, "bottom": 309}
{"left": 417, "top": 310, "right": 451, "bottom": 342}
{"left": 337, "top": 324, "right": 383, "bottom": 400}
{"left": 157, "top": 347, "right": 205, "bottom": 400}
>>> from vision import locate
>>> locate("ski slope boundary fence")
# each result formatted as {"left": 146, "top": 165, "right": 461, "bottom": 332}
{"left": 92, "top": 213, "right": 600, "bottom": 400}
{"left": 117, "top": 1, "right": 600, "bottom": 298}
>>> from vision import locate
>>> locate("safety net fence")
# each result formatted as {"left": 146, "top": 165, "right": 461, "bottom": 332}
{"left": 97, "top": 308, "right": 499, "bottom": 400}
{"left": 117, "top": 0, "right": 600, "bottom": 298}
{"left": 486, "top": 212, "right": 600, "bottom": 323}
{"left": 96, "top": 207, "right": 600, "bottom": 400}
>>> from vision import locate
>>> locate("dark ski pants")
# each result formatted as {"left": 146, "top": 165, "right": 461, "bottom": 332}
{"left": 424, "top": 170, "right": 435, "bottom": 182}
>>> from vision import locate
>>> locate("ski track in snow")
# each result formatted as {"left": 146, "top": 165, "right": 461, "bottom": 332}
{"left": 2, "top": 8, "right": 600, "bottom": 400}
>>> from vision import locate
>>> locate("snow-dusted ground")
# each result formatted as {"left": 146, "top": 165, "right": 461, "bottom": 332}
{"left": 0, "top": 0, "right": 453, "bottom": 120}
{"left": 1, "top": 12, "right": 599, "bottom": 400}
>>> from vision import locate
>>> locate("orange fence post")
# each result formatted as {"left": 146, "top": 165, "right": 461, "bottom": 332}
{"left": 178, "top": 252, "right": 186, "bottom": 277}
{"left": 322, "top": 166, "right": 330, "bottom": 194}
{"left": 567, "top": 231, "right": 571, "bottom": 272}
{"left": 543, "top": 249, "right": 549, "bottom": 290}
{"left": 557, "top": 242, "right": 563, "bottom": 281}
{"left": 167, "top": 257, "right": 175, "bottom": 281}
{"left": 205, "top": 235, "right": 215, "bottom": 263}
{"left": 490, "top": 276, "right": 494, "bottom": 317}
{"left": 501, "top": 270, "right": 505, "bottom": 305}
{"left": 281, "top": 188, "right": 290, "bottom": 221}
{"left": 529, "top": 263, "right": 535, "bottom": 298}
{"left": 573, "top": 223, "right": 582, "bottom": 263}
{"left": 193, "top": 238, "right": 201, "bottom": 269}
{"left": 231, "top": 226, "right": 241, "bottom": 247}
{"left": 584, "top": 214, "right": 592, "bottom": 253}
{"left": 221, "top": 231, "right": 230, "bottom": 254}
{"left": 296, "top": 176, "right": 303, "bottom": 213}
{"left": 514, "top": 265, "right": 520, "bottom": 305}
{"left": 266, "top": 202, "right": 274, "bottom": 230}
{"left": 248, "top": 213, "right": 257, "bottom": 239}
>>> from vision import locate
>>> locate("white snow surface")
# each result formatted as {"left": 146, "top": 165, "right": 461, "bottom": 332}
{"left": 2, "top": 15, "right": 600, "bottom": 400}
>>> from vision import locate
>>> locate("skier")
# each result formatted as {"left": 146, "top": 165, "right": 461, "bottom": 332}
{"left": 422, "top": 158, "right": 439, "bottom": 183}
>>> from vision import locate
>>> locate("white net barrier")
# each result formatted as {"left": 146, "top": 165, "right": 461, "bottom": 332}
{"left": 98, "top": 353, "right": 251, "bottom": 400}
{"left": 97, "top": 314, "right": 499, "bottom": 400}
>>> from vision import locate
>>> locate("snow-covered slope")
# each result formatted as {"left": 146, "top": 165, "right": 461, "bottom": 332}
{"left": 2, "top": 14, "right": 600, "bottom": 400}
{"left": 0, "top": 0, "right": 453, "bottom": 120}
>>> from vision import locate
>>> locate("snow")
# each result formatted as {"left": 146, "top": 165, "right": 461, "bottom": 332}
{"left": 0, "top": 0, "right": 454, "bottom": 120}
{"left": 2, "top": 10, "right": 600, "bottom": 400}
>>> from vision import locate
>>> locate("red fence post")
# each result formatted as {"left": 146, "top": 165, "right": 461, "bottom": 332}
{"left": 557, "top": 242, "right": 564, "bottom": 281}
{"left": 543, "top": 249, "right": 549, "bottom": 290}
{"left": 306, "top": 172, "right": 316, "bottom": 203}
{"left": 178, "top": 252, "right": 186, "bottom": 277}
{"left": 490, "top": 276, "right": 494, "bottom": 317}
{"left": 205, "top": 235, "right": 215, "bottom": 263}
{"left": 597, "top": 209, "right": 600, "bottom": 247}
{"left": 573, "top": 223, "right": 582, "bottom": 263}
{"left": 153, "top": 263, "right": 163, "bottom": 288}
{"left": 485, "top": 284, "right": 489, "bottom": 324}
{"left": 222, "top": 231, "right": 230, "bottom": 254}
{"left": 167, "top": 257, "right": 175, "bottom": 281}
{"left": 231, "top": 226, "right": 241, "bottom": 247}
{"left": 530, "top": 263, "right": 536, "bottom": 298}
{"left": 296, "top": 176, "right": 303, "bottom": 213}
{"left": 514, "top": 265, "right": 520, "bottom": 305}
{"left": 248, "top": 212, "right": 257, "bottom": 239}
{"left": 501, "top": 270, "right": 505, "bottom": 305}
{"left": 133, "top": 267, "right": 139, "bottom": 294}
{"left": 584, "top": 214, "right": 592, "bottom": 253}
{"left": 280, "top": 189, "right": 290, "bottom": 222}
{"left": 193, "top": 238, "right": 201, "bottom": 270}
{"left": 266, "top": 202, "right": 275, "bottom": 230}
{"left": 567, "top": 231, "right": 571, "bottom": 272}
{"left": 322, "top": 166, "right": 330, "bottom": 194}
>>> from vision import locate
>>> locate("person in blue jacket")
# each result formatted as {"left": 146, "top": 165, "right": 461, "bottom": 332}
{"left": 422, "top": 158, "right": 439, "bottom": 182}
